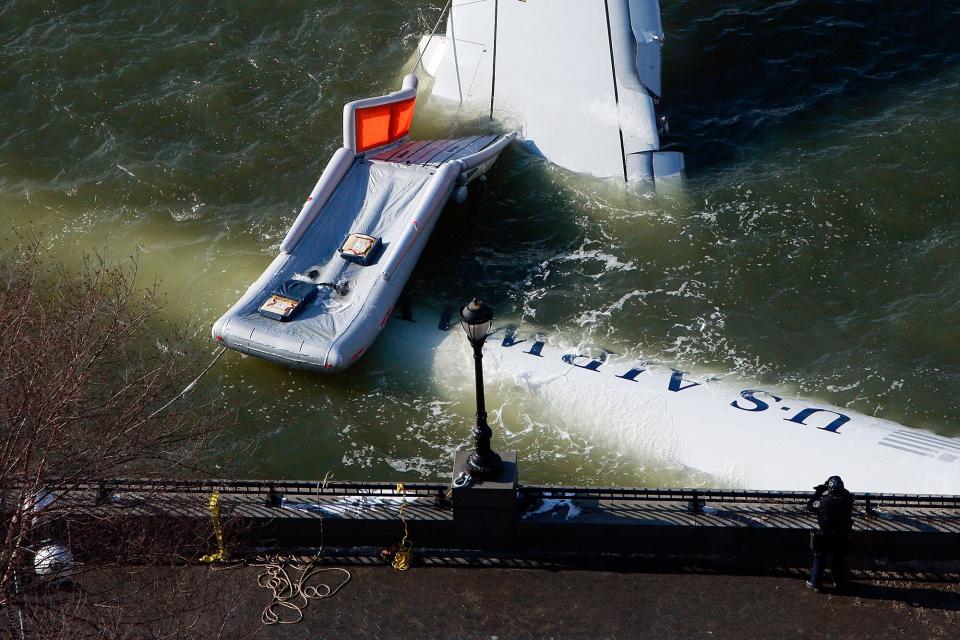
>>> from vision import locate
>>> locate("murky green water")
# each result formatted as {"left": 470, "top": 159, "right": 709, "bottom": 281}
{"left": 2, "top": 0, "right": 958, "bottom": 485}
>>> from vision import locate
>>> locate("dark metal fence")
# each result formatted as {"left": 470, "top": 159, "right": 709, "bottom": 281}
{"left": 7, "top": 478, "right": 958, "bottom": 563}
{"left": 52, "top": 479, "right": 449, "bottom": 499}
{"left": 31, "top": 479, "right": 960, "bottom": 511}
{"left": 521, "top": 485, "right": 960, "bottom": 510}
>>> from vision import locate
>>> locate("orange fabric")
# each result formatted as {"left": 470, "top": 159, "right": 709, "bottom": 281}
{"left": 355, "top": 96, "right": 416, "bottom": 153}
{"left": 389, "top": 97, "right": 416, "bottom": 140}
{"left": 355, "top": 104, "right": 392, "bottom": 153}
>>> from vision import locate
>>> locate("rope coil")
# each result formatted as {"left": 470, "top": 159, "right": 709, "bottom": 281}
{"left": 251, "top": 556, "right": 351, "bottom": 625}
{"left": 391, "top": 482, "right": 414, "bottom": 571}
{"left": 252, "top": 471, "right": 352, "bottom": 625}
{"left": 200, "top": 490, "right": 228, "bottom": 563}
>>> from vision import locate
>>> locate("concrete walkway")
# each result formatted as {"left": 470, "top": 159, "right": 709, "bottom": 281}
{"left": 32, "top": 559, "right": 959, "bottom": 638}
{"left": 227, "top": 564, "right": 959, "bottom": 639}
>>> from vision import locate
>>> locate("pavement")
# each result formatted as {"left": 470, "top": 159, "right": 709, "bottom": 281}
{"left": 242, "top": 564, "right": 960, "bottom": 639}
{"left": 21, "top": 559, "right": 960, "bottom": 639}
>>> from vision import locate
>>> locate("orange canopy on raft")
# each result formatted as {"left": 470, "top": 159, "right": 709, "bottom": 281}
{"left": 354, "top": 97, "right": 416, "bottom": 153}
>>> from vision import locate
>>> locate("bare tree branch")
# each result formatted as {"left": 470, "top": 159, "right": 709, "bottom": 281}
{"left": 1, "top": 240, "right": 255, "bottom": 639}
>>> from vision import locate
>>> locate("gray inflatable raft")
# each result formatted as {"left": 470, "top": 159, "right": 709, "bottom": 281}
{"left": 212, "top": 74, "right": 513, "bottom": 371}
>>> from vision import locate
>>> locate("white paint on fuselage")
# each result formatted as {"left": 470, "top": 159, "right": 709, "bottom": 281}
{"left": 378, "top": 305, "right": 960, "bottom": 494}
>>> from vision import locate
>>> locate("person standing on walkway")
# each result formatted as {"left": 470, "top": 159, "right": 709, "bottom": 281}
{"left": 806, "top": 475, "right": 854, "bottom": 592}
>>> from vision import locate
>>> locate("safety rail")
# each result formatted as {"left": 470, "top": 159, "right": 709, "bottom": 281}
{"left": 19, "top": 480, "right": 960, "bottom": 510}
{"left": 34, "top": 479, "right": 449, "bottom": 500}
{"left": 9, "top": 478, "right": 960, "bottom": 562}
{"left": 520, "top": 485, "right": 960, "bottom": 510}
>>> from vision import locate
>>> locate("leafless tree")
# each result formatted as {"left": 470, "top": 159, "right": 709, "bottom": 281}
{"left": 0, "top": 240, "right": 254, "bottom": 638}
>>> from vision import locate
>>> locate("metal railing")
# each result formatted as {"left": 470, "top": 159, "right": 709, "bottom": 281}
{"left": 23, "top": 479, "right": 960, "bottom": 511}
{"left": 521, "top": 485, "right": 960, "bottom": 511}
{"left": 44, "top": 479, "right": 449, "bottom": 500}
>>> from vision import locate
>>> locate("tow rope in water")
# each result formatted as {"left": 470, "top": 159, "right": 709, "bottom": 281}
{"left": 146, "top": 346, "right": 228, "bottom": 420}
{"left": 411, "top": 0, "right": 452, "bottom": 74}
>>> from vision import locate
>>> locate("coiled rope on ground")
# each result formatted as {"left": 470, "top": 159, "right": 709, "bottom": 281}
{"left": 249, "top": 555, "right": 351, "bottom": 625}
{"left": 249, "top": 472, "right": 353, "bottom": 625}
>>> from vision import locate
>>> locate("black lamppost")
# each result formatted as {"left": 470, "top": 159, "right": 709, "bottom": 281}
{"left": 459, "top": 298, "right": 502, "bottom": 478}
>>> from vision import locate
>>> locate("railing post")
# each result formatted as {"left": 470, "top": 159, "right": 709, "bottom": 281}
{"left": 451, "top": 450, "right": 519, "bottom": 549}
{"left": 265, "top": 486, "right": 283, "bottom": 508}
{"left": 96, "top": 482, "right": 112, "bottom": 506}
{"left": 688, "top": 490, "right": 705, "bottom": 515}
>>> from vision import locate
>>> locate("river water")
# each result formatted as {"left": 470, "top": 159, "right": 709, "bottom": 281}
{"left": 2, "top": 1, "right": 958, "bottom": 485}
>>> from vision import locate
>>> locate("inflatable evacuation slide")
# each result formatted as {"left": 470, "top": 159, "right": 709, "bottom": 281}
{"left": 212, "top": 75, "right": 514, "bottom": 371}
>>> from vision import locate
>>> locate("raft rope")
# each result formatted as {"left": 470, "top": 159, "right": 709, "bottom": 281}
{"left": 147, "top": 346, "right": 228, "bottom": 420}
{"left": 200, "top": 490, "right": 228, "bottom": 564}
{"left": 252, "top": 558, "right": 351, "bottom": 625}
{"left": 204, "top": 473, "right": 417, "bottom": 622}
{"left": 411, "top": 0, "right": 452, "bottom": 74}
{"left": 391, "top": 482, "right": 414, "bottom": 571}
{"left": 250, "top": 472, "right": 352, "bottom": 625}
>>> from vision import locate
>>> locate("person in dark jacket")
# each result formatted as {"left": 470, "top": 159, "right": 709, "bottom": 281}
{"left": 806, "top": 475, "right": 854, "bottom": 592}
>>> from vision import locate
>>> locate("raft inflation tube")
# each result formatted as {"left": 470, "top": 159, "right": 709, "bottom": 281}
{"left": 212, "top": 75, "right": 514, "bottom": 372}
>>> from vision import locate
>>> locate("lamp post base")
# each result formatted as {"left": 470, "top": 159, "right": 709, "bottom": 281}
{"left": 466, "top": 449, "right": 503, "bottom": 479}
{"left": 451, "top": 450, "right": 517, "bottom": 549}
